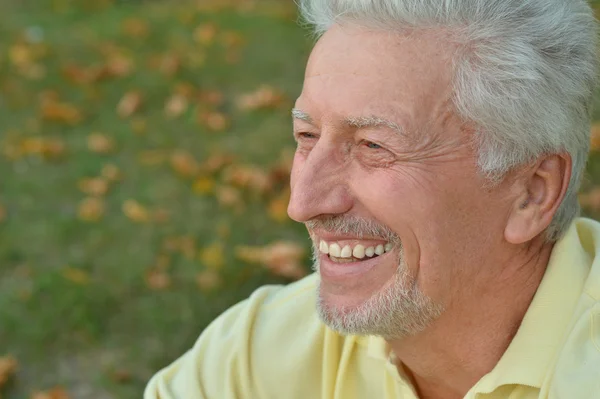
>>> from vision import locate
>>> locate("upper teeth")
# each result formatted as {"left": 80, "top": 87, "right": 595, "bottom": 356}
{"left": 319, "top": 240, "right": 393, "bottom": 259}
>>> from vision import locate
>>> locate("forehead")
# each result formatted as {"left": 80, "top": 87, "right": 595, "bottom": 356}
{"left": 298, "top": 24, "right": 455, "bottom": 126}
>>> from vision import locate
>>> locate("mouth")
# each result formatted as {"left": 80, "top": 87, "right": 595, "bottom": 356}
{"left": 316, "top": 239, "right": 396, "bottom": 280}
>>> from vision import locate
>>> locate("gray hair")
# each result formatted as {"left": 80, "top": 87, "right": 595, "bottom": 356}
{"left": 298, "top": 0, "right": 599, "bottom": 242}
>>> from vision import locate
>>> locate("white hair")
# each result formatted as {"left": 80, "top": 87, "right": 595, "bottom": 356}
{"left": 298, "top": 0, "right": 599, "bottom": 242}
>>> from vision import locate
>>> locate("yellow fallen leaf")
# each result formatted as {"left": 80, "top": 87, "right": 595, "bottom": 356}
{"left": 78, "top": 177, "right": 109, "bottom": 197}
{"left": 170, "top": 150, "right": 199, "bottom": 177}
{"left": 77, "top": 197, "right": 105, "bottom": 222}
{"left": 199, "top": 152, "right": 235, "bottom": 174}
{"left": 223, "top": 164, "right": 272, "bottom": 194}
{"left": 9, "top": 44, "right": 33, "bottom": 67}
{"left": 198, "top": 110, "right": 229, "bottom": 132}
{"left": 196, "top": 269, "right": 222, "bottom": 292}
{"left": 0, "top": 355, "right": 17, "bottom": 388}
{"left": 101, "top": 163, "right": 121, "bottom": 181}
{"left": 122, "top": 200, "right": 150, "bottom": 222}
{"left": 30, "top": 386, "right": 70, "bottom": 399}
{"left": 41, "top": 99, "right": 83, "bottom": 125}
{"left": 192, "top": 176, "right": 215, "bottom": 195}
{"left": 215, "top": 185, "right": 243, "bottom": 209}
{"left": 62, "top": 267, "right": 90, "bottom": 285}
{"left": 145, "top": 269, "right": 171, "bottom": 291}
{"left": 87, "top": 133, "right": 115, "bottom": 154}
{"left": 199, "top": 242, "right": 225, "bottom": 270}
{"left": 130, "top": 117, "right": 147, "bottom": 135}
{"left": 164, "top": 94, "right": 188, "bottom": 118}
{"left": 105, "top": 54, "right": 133, "bottom": 78}
{"left": 20, "top": 137, "right": 66, "bottom": 160}
{"left": 117, "top": 90, "right": 142, "bottom": 118}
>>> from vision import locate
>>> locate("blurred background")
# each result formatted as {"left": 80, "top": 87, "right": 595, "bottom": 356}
{"left": 2, "top": 0, "right": 600, "bottom": 398}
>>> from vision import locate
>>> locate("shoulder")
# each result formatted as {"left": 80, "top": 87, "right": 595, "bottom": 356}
{"left": 550, "top": 297, "right": 600, "bottom": 399}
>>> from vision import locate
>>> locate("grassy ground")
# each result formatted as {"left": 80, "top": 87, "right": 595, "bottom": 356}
{"left": 1, "top": 1, "right": 600, "bottom": 398}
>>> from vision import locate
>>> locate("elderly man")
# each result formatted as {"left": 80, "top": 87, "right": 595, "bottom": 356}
{"left": 145, "top": 0, "right": 600, "bottom": 398}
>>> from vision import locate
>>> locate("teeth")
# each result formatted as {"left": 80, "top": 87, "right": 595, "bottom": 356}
{"left": 384, "top": 243, "right": 393, "bottom": 252}
{"left": 319, "top": 240, "right": 329, "bottom": 254}
{"left": 352, "top": 244, "right": 365, "bottom": 259}
{"left": 329, "top": 243, "right": 341, "bottom": 257}
{"left": 365, "top": 246, "right": 375, "bottom": 257}
{"left": 375, "top": 244, "right": 384, "bottom": 256}
{"left": 340, "top": 245, "right": 352, "bottom": 258}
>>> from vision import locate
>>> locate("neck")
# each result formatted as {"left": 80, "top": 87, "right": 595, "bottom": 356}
{"left": 388, "top": 240, "right": 553, "bottom": 399}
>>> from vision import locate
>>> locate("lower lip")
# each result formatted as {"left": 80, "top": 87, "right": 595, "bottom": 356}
{"left": 319, "top": 251, "right": 390, "bottom": 281}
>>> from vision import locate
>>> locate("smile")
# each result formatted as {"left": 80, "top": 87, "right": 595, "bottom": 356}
{"left": 319, "top": 240, "right": 395, "bottom": 263}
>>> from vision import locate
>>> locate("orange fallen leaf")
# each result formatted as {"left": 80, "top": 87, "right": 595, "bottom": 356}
{"left": 215, "top": 185, "right": 243, "bottom": 209}
{"left": 78, "top": 177, "right": 109, "bottom": 197}
{"left": 62, "top": 267, "right": 90, "bottom": 285}
{"left": 198, "top": 89, "right": 224, "bottom": 106}
{"left": 236, "top": 85, "right": 286, "bottom": 111}
{"left": 87, "top": 133, "right": 115, "bottom": 154}
{"left": 170, "top": 150, "right": 199, "bottom": 177}
{"left": 105, "top": 54, "right": 133, "bottom": 78}
{"left": 193, "top": 23, "right": 218, "bottom": 45}
{"left": 117, "top": 91, "right": 142, "bottom": 118}
{"left": 101, "top": 163, "right": 121, "bottom": 181}
{"left": 0, "top": 355, "right": 18, "bottom": 388}
{"left": 110, "top": 368, "right": 132, "bottom": 384}
{"left": 199, "top": 153, "right": 235, "bottom": 174}
{"left": 199, "top": 242, "right": 225, "bottom": 270}
{"left": 591, "top": 123, "right": 600, "bottom": 152}
{"left": 192, "top": 176, "right": 216, "bottom": 195}
{"left": 198, "top": 110, "right": 229, "bottom": 132}
{"left": 235, "top": 241, "right": 307, "bottom": 280}
{"left": 223, "top": 164, "right": 272, "bottom": 194}
{"left": 268, "top": 189, "right": 291, "bottom": 223}
{"left": 121, "top": 17, "right": 149, "bottom": 39}
{"left": 61, "top": 63, "right": 104, "bottom": 85}
{"left": 196, "top": 269, "right": 222, "bottom": 292}
{"left": 145, "top": 269, "right": 171, "bottom": 291}
{"left": 122, "top": 200, "right": 150, "bottom": 223}
{"left": 165, "top": 94, "right": 188, "bottom": 118}
{"left": 30, "top": 386, "right": 70, "bottom": 399}
{"left": 157, "top": 53, "right": 180, "bottom": 76}
{"left": 78, "top": 197, "right": 105, "bottom": 222}
{"left": 19, "top": 137, "right": 66, "bottom": 160}
{"left": 41, "top": 99, "right": 83, "bottom": 125}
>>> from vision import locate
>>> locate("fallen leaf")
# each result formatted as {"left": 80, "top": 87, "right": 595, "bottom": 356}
{"left": 193, "top": 23, "right": 218, "bottom": 45}
{"left": 223, "top": 164, "right": 272, "bottom": 194}
{"left": 87, "top": 133, "right": 115, "bottom": 154}
{"left": 0, "top": 355, "right": 17, "bottom": 388}
{"left": 101, "top": 163, "right": 121, "bottom": 181}
{"left": 153, "top": 208, "right": 171, "bottom": 223}
{"left": 62, "top": 267, "right": 90, "bottom": 285}
{"left": 122, "top": 200, "right": 150, "bottom": 222}
{"left": 199, "top": 242, "right": 225, "bottom": 270}
{"left": 196, "top": 269, "right": 222, "bottom": 292}
{"left": 9, "top": 44, "right": 33, "bottom": 67}
{"left": 62, "top": 64, "right": 104, "bottom": 85}
{"left": 41, "top": 99, "right": 83, "bottom": 125}
{"left": 268, "top": 189, "right": 290, "bottom": 223}
{"left": 117, "top": 91, "right": 142, "bottom": 118}
{"left": 30, "top": 386, "right": 70, "bottom": 399}
{"left": 199, "top": 153, "right": 235, "bottom": 174}
{"left": 110, "top": 368, "right": 132, "bottom": 384}
{"left": 145, "top": 269, "right": 170, "bottom": 290}
{"left": 236, "top": 241, "right": 307, "bottom": 280}
{"left": 591, "top": 123, "right": 600, "bottom": 151}
{"left": 20, "top": 137, "right": 66, "bottom": 160}
{"left": 164, "top": 94, "right": 188, "bottom": 118}
{"left": 578, "top": 187, "right": 600, "bottom": 211}
{"left": 157, "top": 53, "right": 180, "bottom": 76}
{"left": 215, "top": 185, "right": 243, "bottom": 209}
{"left": 219, "top": 31, "right": 245, "bottom": 49}
{"left": 105, "top": 54, "right": 134, "bottom": 78}
{"left": 170, "top": 150, "right": 199, "bottom": 177}
{"left": 78, "top": 177, "right": 109, "bottom": 197}
{"left": 121, "top": 17, "right": 149, "bottom": 39}
{"left": 130, "top": 118, "right": 147, "bottom": 135}
{"left": 78, "top": 197, "right": 105, "bottom": 222}
{"left": 198, "top": 89, "right": 224, "bottom": 106}
{"left": 236, "top": 85, "right": 286, "bottom": 111}
{"left": 138, "top": 150, "right": 167, "bottom": 166}
{"left": 198, "top": 110, "right": 229, "bottom": 132}
{"left": 192, "top": 176, "right": 216, "bottom": 195}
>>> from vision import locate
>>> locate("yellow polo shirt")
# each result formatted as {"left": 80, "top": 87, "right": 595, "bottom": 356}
{"left": 145, "top": 218, "right": 600, "bottom": 398}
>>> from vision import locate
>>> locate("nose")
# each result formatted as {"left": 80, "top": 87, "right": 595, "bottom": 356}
{"left": 287, "top": 141, "right": 353, "bottom": 223}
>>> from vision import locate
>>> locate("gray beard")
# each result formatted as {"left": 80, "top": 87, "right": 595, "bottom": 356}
{"left": 311, "top": 242, "right": 444, "bottom": 340}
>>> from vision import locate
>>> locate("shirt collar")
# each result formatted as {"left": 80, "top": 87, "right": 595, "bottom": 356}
{"left": 473, "top": 220, "right": 591, "bottom": 393}
{"left": 365, "top": 220, "right": 591, "bottom": 393}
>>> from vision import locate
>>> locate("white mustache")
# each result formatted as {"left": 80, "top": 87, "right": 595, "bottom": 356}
{"left": 305, "top": 215, "right": 400, "bottom": 244}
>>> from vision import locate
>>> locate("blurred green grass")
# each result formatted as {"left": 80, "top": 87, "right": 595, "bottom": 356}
{"left": 1, "top": 1, "right": 600, "bottom": 398}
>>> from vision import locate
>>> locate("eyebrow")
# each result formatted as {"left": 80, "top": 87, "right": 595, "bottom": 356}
{"left": 291, "top": 108, "right": 405, "bottom": 135}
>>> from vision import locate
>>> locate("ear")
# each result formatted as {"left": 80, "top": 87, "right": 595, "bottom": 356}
{"left": 504, "top": 153, "right": 572, "bottom": 244}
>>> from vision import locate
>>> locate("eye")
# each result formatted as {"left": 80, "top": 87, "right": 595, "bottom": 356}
{"left": 363, "top": 141, "right": 383, "bottom": 149}
{"left": 295, "top": 132, "right": 318, "bottom": 141}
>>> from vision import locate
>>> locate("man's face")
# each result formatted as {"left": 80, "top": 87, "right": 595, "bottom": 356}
{"left": 288, "top": 24, "right": 509, "bottom": 338}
